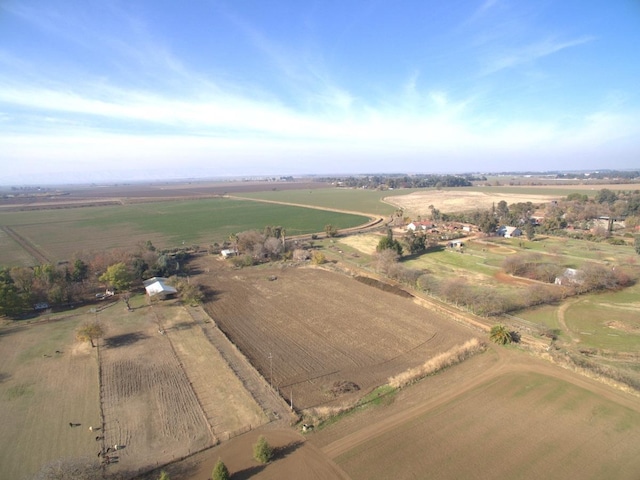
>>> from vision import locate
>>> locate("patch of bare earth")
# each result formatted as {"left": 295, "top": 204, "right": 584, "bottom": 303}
{"left": 194, "top": 256, "right": 478, "bottom": 413}
{"left": 99, "top": 307, "right": 213, "bottom": 475}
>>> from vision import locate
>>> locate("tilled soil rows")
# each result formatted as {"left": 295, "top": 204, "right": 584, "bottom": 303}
{"left": 197, "top": 259, "right": 477, "bottom": 410}
{"left": 99, "top": 307, "right": 213, "bottom": 475}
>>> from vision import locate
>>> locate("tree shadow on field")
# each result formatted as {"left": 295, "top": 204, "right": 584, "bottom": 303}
{"left": 272, "top": 440, "right": 304, "bottom": 460}
{"left": 0, "top": 324, "right": 26, "bottom": 338}
{"left": 201, "top": 286, "right": 219, "bottom": 302}
{"left": 172, "top": 321, "right": 194, "bottom": 331}
{"left": 132, "top": 460, "right": 199, "bottom": 480}
{"left": 232, "top": 464, "right": 266, "bottom": 480}
{"left": 104, "top": 331, "right": 148, "bottom": 348}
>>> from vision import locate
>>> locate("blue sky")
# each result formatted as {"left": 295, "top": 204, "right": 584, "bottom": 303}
{"left": 1, "top": 1, "right": 639, "bottom": 184}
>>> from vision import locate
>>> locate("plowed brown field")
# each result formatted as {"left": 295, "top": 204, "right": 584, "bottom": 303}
{"left": 195, "top": 257, "right": 478, "bottom": 410}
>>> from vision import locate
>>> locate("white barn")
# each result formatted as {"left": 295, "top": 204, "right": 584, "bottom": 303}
{"left": 143, "top": 277, "right": 178, "bottom": 298}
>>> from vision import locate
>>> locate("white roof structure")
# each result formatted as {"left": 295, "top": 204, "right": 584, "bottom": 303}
{"left": 143, "top": 277, "right": 178, "bottom": 297}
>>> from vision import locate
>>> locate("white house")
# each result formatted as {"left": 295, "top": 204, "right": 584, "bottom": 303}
{"left": 498, "top": 226, "right": 522, "bottom": 238}
{"left": 220, "top": 248, "right": 238, "bottom": 258}
{"left": 143, "top": 277, "right": 178, "bottom": 298}
{"left": 555, "top": 268, "right": 582, "bottom": 286}
{"left": 407, "top": 221, "right": 435, "bottom": 231}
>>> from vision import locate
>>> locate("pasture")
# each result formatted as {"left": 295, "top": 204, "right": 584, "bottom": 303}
{"left": 0, "top": 198, "right": 369, "bottom": 266}
{"left": 0, "top": 315, "right": 101, "bottom": 480}
{"left": 0, "top": 295, "right": 269, "bottom": 479}
{"left": 232, "top": 188, "right": 406, "bottom": 215}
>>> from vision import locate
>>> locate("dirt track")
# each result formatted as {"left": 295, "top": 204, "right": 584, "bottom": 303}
{"left": 317, "top": 344, "right": 640, "bottom": 461}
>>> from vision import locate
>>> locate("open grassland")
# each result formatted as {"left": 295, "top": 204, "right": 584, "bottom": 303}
{"left": 563, "top": 289, "right": 640, "bottom": 352}
{"left": 0, "top": 294, "right": 268, "bottom": 479}
{"left": 0, "top": 227, "right": 35, "bottom": 267}
{"left": 232, "top": 188, "right": 410, "bottom": 215}
{"left": 388, "top": 188, "right": 559, "bottom": 216}
{"left": 0, "top": 316, "right": 101, "bottom": 480}
{"left": 195, "top": 256, "right": 478, "bottom": 411}
{"left": 0, "top": 198, "right": 369, "bottom": 266}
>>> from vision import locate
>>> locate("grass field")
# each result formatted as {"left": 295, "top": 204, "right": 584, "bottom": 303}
{"left": 232, "top": 188, "right": 409, "bottom": 215}
{"left": 0, "top": 315, "right": 101, "bottom": 480}
{"left": 0, "top": 198, "right": 370, "bottom": 266}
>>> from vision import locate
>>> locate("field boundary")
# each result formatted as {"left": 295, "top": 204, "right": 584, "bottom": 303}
{"left": 185, "top": 306, "right": 293, "bottom": 425}
{"left": 0, "top": 225, "right": 50, "bottom": 264}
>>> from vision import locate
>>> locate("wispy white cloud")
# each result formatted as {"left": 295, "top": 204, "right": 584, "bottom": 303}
{"left": 481, "top": 35, "right": 595, "bottom": 76}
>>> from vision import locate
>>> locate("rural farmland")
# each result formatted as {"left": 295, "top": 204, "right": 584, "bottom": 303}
{"left": 0, "top": 194, "right": 370, "bottom": 266}
{"left": 1, "top": 180, "right": 639, "bottom": 479}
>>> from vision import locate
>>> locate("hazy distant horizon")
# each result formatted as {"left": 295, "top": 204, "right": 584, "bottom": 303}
{"left": 1, "top": 168, "right": 637, "bottom": 189}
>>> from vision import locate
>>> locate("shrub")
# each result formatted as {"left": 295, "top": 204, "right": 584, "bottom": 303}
{"left": 211, "top": 459, "right": 229, "bottom": 480}
{"left": 311, "top": 251, "right": 326, "bottom": 265}
{"left": 388, "top": 339, "right": 485, "bottom": 388}
{"left": 490, "top": 324, "right": 512, "bottom": 345}
{"left": 253, "top": 435, "right": 273, "bottom": 464}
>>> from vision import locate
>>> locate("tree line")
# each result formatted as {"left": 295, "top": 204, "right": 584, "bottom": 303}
{"left": 317, "top": 174, "right": 480, "bottom": 189}
{"left": 0, "top": 241, "right": 190, "bottom": 318}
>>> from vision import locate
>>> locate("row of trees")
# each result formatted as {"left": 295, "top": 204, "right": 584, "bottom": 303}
{"left": 318, "top": 174, "right": 480, "bottom": 189}
{"left": 0, "top": 241, "right": 190, "bottom": 317}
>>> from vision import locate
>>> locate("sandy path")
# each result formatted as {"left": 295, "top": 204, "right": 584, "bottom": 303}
{"left": 557, "top": 298, "right": 581, "bottom": 343}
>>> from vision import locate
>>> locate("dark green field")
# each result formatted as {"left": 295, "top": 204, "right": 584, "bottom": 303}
{"left": 0, "top": 198, "right": 370, "bottom": 266}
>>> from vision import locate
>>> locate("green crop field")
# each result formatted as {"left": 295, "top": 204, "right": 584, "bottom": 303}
{"left": 0, "top": 198, "right": 370, "bottom": 266}
{"left": 232, "top": 187, "right": 413, "bottom": 215}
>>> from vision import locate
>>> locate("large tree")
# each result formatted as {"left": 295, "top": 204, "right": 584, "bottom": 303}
{"left": 76, "top": 321, "right": 105, "bottom": 347}
{"left": 99, "top": 263, "right": 132, "bottom": 291}
{"left": 377, "top": 229, "right": 403, "bottom": 255}
{"left": 0, "top": 268, "right": 26, "bottom": 317}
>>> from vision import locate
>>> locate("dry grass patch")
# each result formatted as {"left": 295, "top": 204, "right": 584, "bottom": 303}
{"left": 387, "top": 190, "right": 556, "bottom": 216}
{"left": 388, "top": 339, "right": 486, "bottom": 388}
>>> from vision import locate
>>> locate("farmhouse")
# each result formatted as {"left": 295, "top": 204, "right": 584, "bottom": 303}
{"left": 448, "top": 240, "right": 464, "bottom": 249}
{"left": 407, "top": 221, "right": 435, "bottom": 231}
{"left": 220, "top": 248, "right": 238, "bottom": 258}
{"left": 143, "top": 277, "right": 178, "bottom": 298}
{"left": 498, "top": 226, "right": 522, "bottom": 238}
